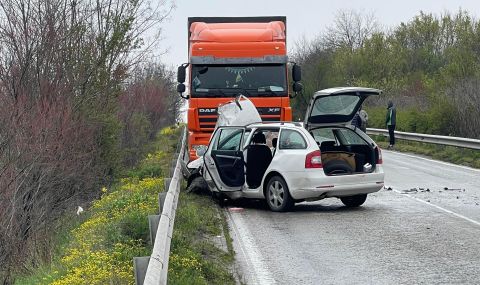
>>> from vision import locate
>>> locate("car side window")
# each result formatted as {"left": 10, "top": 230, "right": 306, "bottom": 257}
{"left": 242, "top": 130, "right": 252, "bottom": 149}
{"left": 279, "top": 129, "right": 307, "bottom": 149}
{"left": 215, "top": 128, "right": 243, "bottom": 151}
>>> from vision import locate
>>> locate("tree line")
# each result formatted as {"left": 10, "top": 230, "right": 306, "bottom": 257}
{"left": 292, "top": 10, "right": 480, "bottom": 139}
{"left": 0, "top": 0, "right": 179, "bottom": 283}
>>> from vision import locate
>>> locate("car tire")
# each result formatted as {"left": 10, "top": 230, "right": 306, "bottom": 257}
{"left": 186, "top": 176, "right": 208, "bottom": 194}
{"left": 266, "top": 176, "right": 294, "bottom": 212}
{"left": 323, "top": 159, "right": 354, "bottom": 175}
{"left": 340, "top": 194, "right": 367, "bottom": 207}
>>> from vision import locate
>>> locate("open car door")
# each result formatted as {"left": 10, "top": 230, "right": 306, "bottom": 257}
{"left": 204, "top": 126, "right": 246, "bottom": 192}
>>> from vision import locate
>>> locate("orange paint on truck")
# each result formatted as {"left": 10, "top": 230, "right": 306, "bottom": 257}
{"left": 179, "top": 17, "right": 298, "bottom": 160}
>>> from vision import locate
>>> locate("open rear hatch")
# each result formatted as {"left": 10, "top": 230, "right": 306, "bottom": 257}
{"left": 304, "top": 87, "right": 382, "bottom": 176}
{"left": 304, "top": 87, "right": 381, "bottom": 129}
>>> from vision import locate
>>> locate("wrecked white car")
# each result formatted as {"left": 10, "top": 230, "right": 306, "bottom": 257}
{"left": 185, "top": 87, "right": 385, "bottom": 212}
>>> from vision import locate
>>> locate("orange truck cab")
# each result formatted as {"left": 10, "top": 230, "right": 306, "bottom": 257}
{"left": 177, "top": 17, "right": 302, "bottom": 161}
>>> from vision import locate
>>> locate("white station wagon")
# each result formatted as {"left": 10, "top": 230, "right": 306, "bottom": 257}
{"left": 196, "top": 87, "right": 385, "bottom": 211}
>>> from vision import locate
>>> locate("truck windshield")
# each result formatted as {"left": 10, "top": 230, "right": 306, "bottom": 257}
{"left": 190, "top": 64, "right": 287, "bottom": 97}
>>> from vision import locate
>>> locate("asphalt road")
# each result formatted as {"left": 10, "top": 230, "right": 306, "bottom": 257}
{"left": 227, "top": 150, "right": 480, "bottom": 285}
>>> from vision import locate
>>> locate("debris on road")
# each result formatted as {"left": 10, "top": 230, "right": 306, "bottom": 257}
{"left": 443, "top": 187, "right": 464, "bottom": 191}
{"left": 419, "top": 187, "right": 430, "bottom": 192}
{"left": 401, "top": 188, "right": 418, "bottom": 193}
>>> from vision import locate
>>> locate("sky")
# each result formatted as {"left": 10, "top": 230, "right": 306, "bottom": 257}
{"left": 157, "top": 0, "right": 480, "bottom": 68}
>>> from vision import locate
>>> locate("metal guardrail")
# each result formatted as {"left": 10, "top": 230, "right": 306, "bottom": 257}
{"left": 138, "top": 127, "right": 187, "bottom": 285}
{"left": 367, "top": 128, "right": 480, "bottom": 150}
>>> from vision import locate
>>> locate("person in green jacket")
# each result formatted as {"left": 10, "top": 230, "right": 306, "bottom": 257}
{"left": 385, "top": 100, "right": 396, "bottom": 149}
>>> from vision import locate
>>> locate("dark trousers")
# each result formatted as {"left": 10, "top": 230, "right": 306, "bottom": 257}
{"left": 388, "top": 125, "right": 396, "bottom": 145}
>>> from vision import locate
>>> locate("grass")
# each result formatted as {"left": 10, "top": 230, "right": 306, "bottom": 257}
{"left": 373, "top": 135, "right": 480, "bottom": 169}
{"left": 168, "top": 192, "right": 236, "bottom": 285}
{"left": 14, "top": 125, "right": 236, "bottom": 284}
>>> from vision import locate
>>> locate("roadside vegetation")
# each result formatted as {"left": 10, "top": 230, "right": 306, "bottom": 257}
{"left": 169, "top": 193, "right": 236, "bottom": 285}
{"left": 293, "top": 10, "right": 480, "bottom": 141}
{"left": 14, "top": 127, "right": 178, "bottom": 284}
{"left": 15, "top": 127, "right": 236, "bottom": 284}
{"left": 0, "top": 0, "right": 181, "bottom": 283}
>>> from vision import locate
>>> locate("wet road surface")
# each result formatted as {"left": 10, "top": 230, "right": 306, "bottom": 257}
{"left": 227, "top": 150, "right": 480, "bottom": 285}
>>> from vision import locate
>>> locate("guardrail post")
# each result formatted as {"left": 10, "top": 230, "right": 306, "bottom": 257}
{"left": 148, "top": 215, "right": 160, "bottom": 245}
{"left": 159, "top": 178, "right": 171, "bottom": 210}
{"left": 170, "top": 159, "right": 178, "bottom": 176}
{"left": 159, "top": 192, "right": 167, "bottom": 212}
{"left": 133, "top": 256, "right": 150, "bottom": 285}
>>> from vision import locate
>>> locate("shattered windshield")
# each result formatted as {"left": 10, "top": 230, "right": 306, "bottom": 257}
{"left": 190, "top": 64, "right": 287, "bottom": 97}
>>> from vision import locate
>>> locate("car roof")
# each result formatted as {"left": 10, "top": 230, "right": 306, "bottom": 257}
{"left": 313, "top": 87, "right": 382, "bottom": 97}
{"left": 246, "top": 121, "right": 303, "bottom": 128}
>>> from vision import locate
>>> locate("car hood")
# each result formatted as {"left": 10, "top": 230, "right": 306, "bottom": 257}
{"left": 304, "top": 87, "right": 381, "bottom": 130}
{"left": 215, "top": 95, "right": 262, "bottom": 128}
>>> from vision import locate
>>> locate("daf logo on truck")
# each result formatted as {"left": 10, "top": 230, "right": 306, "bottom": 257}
{"left": 176, "top": 16, "right": 303, "bottom": 160}
{"left": 198, "top": 108, "right": 217, "bottom": 114}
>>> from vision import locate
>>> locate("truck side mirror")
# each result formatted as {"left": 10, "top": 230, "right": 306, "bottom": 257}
{"left": 177, "top": 65, "right": 186, "bottom": 83}
{"left": 177, "top": 83, "right": 186, "bottom": 93}
{"left": 292, "top": 82, "right": 303, "bottom": 92}
{"left": 292, "top": 64, "right": 302, "bottom": 82}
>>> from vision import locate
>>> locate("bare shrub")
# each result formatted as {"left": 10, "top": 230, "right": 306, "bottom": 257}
{"left": 447, "top": 78, "right": 480, "bottom": 138}
{"left": 0, "top": 0, "right": 174, "bottom": 282}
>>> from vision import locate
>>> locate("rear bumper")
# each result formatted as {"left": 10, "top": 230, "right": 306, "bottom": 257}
{"left": 284, "top": 170, "right": 385, "bottom": 200}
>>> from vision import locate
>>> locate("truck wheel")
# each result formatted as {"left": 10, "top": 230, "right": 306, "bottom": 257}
{"left": 340, "top": 194, "right": 367, "bottom": 207}
{"left": 266, "top": 176, "right": 294, "bottom": 212}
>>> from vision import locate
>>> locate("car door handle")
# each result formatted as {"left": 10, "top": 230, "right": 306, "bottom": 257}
{"left": 216, "top": 154, "right": 240, "bottom": 160}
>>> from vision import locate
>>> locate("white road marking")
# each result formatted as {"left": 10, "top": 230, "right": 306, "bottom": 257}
{"left": 385, "top": 150, "right": 480, "bottom": 173}
{"left": 393, "top": 189, "right": 480, "bottom": 227}
{"left": 227, "top": 209, "right": 277, "bottom": 285}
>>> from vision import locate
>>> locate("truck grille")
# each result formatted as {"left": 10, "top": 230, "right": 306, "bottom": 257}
{"left": 198, "top": 107, "right": 281, "bottom": 130}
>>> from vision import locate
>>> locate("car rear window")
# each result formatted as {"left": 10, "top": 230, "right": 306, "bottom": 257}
{"left": 311, "top": 95, "right": 359, "bottom": 116}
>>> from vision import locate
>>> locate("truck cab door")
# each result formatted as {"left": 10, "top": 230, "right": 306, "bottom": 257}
{"left": 204, "top": 127, "right": 246, "bottom": 192}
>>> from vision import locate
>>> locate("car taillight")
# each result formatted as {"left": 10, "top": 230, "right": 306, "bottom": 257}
{"left": 376, "top": 147, "right": 383, "bottom": 164}
{"left": 305, "top": 150, "right": 322, "bottom": 168}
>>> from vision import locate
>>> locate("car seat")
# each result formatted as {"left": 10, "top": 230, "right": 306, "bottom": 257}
{"left": 271, "top": 137, "right": 278, "bottom": 155}
{"left": 246, "top": 133, "right": 272, "bottom": 188}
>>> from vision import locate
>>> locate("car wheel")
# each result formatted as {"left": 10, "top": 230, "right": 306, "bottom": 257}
{"left": 212, "top": 191, "right": 229, "bottom": 207}
{"left": 266, "top": 176, "right": 294, "bottom": 212}
{"left": 340, "top": 194, "right": 367, "bottom": 207}
{"left": 186, "top": 176, "right": 208, "bottom": 194}
{"left": 323, "top": 160, "right": 354, "bottom": 175}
